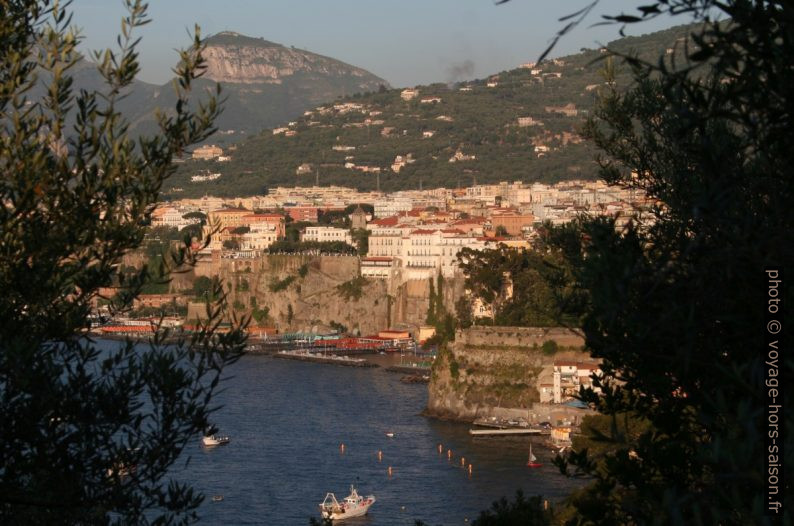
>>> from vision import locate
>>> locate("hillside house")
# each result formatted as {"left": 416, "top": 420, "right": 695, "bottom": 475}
{"left": 191, "top": 144, "right": 223, "bottom": 160}
{"left": 544, "top": 103, "right": 578, "bottom": 117}
{"left": 400, "top": 88, "right": 419, "bottom": 101}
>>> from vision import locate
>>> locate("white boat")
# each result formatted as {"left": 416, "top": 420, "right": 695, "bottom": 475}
{"left": 202, "top": 434, "right": 230, "bottom": 447}
{"left": 319, "top": 485, "right": 376, "bottom": 521}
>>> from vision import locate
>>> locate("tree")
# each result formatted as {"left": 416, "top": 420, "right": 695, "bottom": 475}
{"left": 0, "top": 1, "right": 245, "bottom": 523}
{"left": 538, "top": 1, "right": 794, "bottom": 524}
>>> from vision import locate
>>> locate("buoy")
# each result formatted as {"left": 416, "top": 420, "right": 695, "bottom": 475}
{"left": 387, "top": 466, "right": 393, "bottom": 477}
{"left": 340, "top": 443, "right": 345, "bottom": 453}
{"left": 447, "top": 449, "right": 452, "bottom": 460}
{"left": 468, "top": 464, "right": 473, "bottom": 475}
{"left": 543, "top": 500, "right": 549, "bottom": 510}
{"left": 377, "top": 450, "right": 383, "bottom": 462}
{"left": 460, "top": 457, "right": 466, "bottom": 467}
{"left": 437, "top": 443, "right": 443, "bottom": 453}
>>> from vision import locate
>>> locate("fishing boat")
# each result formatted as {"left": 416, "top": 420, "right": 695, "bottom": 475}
{"left": 202, "top": 434, "right": 230, "bottom": 447}
{"left": 319, "top": 485, "right": 376, "bottom": 521}
{"left": 527, "top": 443, "right": 542, "bottom": 468}
{"left": 385, "top": 431, "right": 395, "bottom": 438}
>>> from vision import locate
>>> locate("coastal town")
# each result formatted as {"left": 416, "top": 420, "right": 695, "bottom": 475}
{"left": 89, "top": 177, "right": 640, "bottom": 446}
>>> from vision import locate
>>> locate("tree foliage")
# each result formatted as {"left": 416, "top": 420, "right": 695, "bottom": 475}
{"left": 0, "top": 1, "right": 245, "bottom": 523}
{"left": 457, "top": 242, "right": 581, "bottom": 327}
{"left": 543, "top": 1, "right": 794, "bottom": 524}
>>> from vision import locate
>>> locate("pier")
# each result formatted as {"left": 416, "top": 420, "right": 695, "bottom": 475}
{"left": 271, "top": 350, "right": 378, "bottom": 368}
{"left": 468, "top": 428, "right": 547, "bottom": 436}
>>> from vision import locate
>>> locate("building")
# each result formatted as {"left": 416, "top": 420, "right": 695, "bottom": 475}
{"left": 350, "top": 205, "right": 368, "bottom": 230}
{"left": 544, "top": 103, "right": 578, "bottom": 117}
{"left": 374, "top": 197, "right": 414, "bottom": 218}
{"left": 242, "top": 213, "right": 286, "bottom": 239}
{"left": 191, "top": 144, "right": 223, "bottom": 160}
{"left": 207, "top": 208, "right": 251, "bottom": 231}
{"left": 151, "top": 206, "right": 200, "bottom": 230}
{"left": 490, "top": 211, "right": 536, "bottom": 236}
{"left": 301, "top": 226, "right": 353, "bottom": 246}
{"left": 240, "top": 222, "right": 280, "bottom": 251}
{"left": 285, "top": 206, "right": 319, "bottom": 223}
{"left": 552, "top": 360, "right": 602, "bottom": 403}
{"left": 400, "top": 88, "right": 419, "bottom": 101}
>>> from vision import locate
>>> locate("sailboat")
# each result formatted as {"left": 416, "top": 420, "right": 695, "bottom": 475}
{"left": 526, "top": 443, "right": 542, "bottom": 468}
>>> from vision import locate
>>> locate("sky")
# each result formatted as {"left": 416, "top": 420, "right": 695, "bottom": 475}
{"left": 70, "top": 1, "right": 683, "bottom": 88}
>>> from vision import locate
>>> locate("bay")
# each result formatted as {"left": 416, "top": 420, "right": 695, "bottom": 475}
{"left": 172, "top": 354, "right": 580, "bottom": 525}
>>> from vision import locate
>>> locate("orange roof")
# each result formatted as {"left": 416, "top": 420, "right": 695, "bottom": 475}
{"left": 244, "top": 214, "right": 283, "bottom": 220}
{"left": 410, "top": 229, "right": 437, "bottom": 235}
{"left": 370, "top": 217, "right": 399, "bottom": 226}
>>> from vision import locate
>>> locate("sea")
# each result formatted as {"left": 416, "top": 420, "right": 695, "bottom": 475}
{"left": 166, "top": 352, "right": 581, "bottom": 525}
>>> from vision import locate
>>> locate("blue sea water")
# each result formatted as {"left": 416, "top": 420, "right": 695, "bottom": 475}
{"left": 171, "top": 354, "right": 580, "bottom": 525}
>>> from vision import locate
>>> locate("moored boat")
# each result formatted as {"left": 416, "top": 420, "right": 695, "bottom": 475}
{"left": 319, "top": 485, "right": 376, "bottom": 521}
{"left": 202, "top": 434, "right": 230, "bottom": 447}
{"left": 527, "top": 443, "right": 542, "bottom": 468}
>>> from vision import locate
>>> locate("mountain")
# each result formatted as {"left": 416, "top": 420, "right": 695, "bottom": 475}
{"left": 196, "top": 32, "right": 388, "bottom": 135}
{"left": 55, "top": 32, "right": 388, "bottom": 140}
{"left": 164, "top": 23, "right": 697, "bottom": 199}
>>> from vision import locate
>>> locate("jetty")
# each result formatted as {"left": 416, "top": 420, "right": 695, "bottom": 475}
{"left": 385, "top": 365, "right": 431, "bottom": 375}
{"left": 468, "top": 428, "right": 546, "bottom": 436}
{"left": 272, "top": 350, "right": 378, "bottom": 368}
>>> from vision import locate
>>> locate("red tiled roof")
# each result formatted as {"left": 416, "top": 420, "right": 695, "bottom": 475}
{"left": 370, "top": 217, "right": 399, "bottom": 226}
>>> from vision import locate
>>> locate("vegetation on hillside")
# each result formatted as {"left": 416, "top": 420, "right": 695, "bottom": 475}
{"left": 165, "top": 24, "right": 699, "bottom": 198}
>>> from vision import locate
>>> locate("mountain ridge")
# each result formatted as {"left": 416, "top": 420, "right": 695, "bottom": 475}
{"left": 164, "top": 23, "right": 698, "bottom": 198}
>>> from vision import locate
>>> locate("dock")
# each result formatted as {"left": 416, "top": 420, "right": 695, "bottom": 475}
{"left": 385, "top": 365, "right": 431, "bottom": 375}
{"left": 271, "top": 351, "right": 378, "bottom": 368}
{"left": 468, "top": 428, "right": 546, "bottom": 436}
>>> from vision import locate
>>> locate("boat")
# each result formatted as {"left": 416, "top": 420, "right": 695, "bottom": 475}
{"left": 385, "top": 432, "right": 395, "bottom": 438}
{"left": 527, "top": 443, "right": 542, "bottom": 468}
{"left": 211, "top": 495, "right": 224, "bottom": 502}
{"left": 319, "top": 485, "right": 376, "bottom": 521}
{"left": 202, "top": 434, "right": 230, "bottom": 447}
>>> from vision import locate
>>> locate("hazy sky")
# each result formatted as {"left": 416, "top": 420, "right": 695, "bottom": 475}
{"left": 70, "top": 1, "right": 682, "bottom": 88}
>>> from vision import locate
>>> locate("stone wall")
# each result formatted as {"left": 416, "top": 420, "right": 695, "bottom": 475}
{"left": 426, "top": 325, "right": 590, "bottom": 422}
{"left": 456, "top": 326, "right": 585, "bottom": 349}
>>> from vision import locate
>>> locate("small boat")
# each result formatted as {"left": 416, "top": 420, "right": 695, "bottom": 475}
{"left": 211, "top": 495, "right": 224, "bottom": 502}
{"left": 319, "top": 485, "right": 376, "bottom": 521}
{"left": 527, "top": 443, "right": 542, "bottom": 468}
{"left": 385, "top": 432, "right": 395, "bottom": 438}
{"left": 202, "top": 434, "right": 231, "bottom": 447}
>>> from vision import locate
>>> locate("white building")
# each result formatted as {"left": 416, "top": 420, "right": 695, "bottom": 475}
{"left": 374, "top": 197, "right": 414, "bottom": 218}
{"left": 240, "top": 223, "right": 279, "bottom": 251}
{"left": 400, "top": 88, "right": 419, "bottom": 101}
{"left": 151, "top": 206, "right": 200, "bottom": 230}
{"left": 301, "top": 226, "right": 353, "bottom": 246}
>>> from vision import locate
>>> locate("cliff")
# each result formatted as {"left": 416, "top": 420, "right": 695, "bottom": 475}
{"left": 188, "top": 254, "right": 460, "bottom": 334}
{"left": 426, "top": 326, "right": 586, "bottom": 422}
{"left": 202, "top": 32, "right": 381, "bottom": 86}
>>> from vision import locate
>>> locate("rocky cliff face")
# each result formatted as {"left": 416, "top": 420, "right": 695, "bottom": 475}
{"left": 203, "top": 33, "right": 378, "bottom": 87}
{"left": 192, "top": 254, "right": 458, "bottom": 334}
{"left": 426, "top": 327, "right": 586, "bottom": 422}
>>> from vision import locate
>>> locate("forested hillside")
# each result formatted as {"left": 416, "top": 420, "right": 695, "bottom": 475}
{"left": 165, "top": 24, "right": 696, "bottom": 198}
